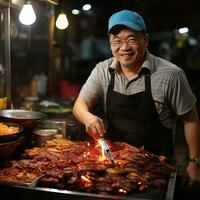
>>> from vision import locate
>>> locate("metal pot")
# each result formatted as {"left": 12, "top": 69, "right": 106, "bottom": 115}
{"left": 33, "top": 129, "right": 58, "bottom": 146}
{"left": 0, "top": 109, "right": 47, "bottom": 132}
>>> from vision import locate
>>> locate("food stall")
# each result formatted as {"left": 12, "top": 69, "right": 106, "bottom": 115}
{"left": 0, "top": 1, "right": 178, "bottom": 199}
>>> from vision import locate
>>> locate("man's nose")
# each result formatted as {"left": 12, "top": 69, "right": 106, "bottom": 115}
{"left": 120, "top": 41, "right": 130, "bottom": 49}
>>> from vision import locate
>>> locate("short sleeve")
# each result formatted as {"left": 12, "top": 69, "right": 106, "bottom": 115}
{"left": 79, "top": 65, "right": 103, "bottom": 106}
{"left": 167, "top": 69, "right": 197, "bottom": 115}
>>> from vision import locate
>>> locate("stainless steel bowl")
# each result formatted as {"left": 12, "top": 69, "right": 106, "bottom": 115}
{"left": 0, "top": 109, "right": 47, "bottom": 132}
{"left": 33, "top": 129, "right": 58, "bottom": 146}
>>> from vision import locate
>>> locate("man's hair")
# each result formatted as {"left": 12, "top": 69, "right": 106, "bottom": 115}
{"left": 109, "top": 25, "right": 146, "bottom": 36}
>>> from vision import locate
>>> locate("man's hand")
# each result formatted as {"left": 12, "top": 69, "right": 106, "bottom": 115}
{"left": 84, "top": 112, "right": 105, "bottom": 140}
{"left": 72, "top": 96, "right": 105, "bottom": 140}
{"left": 187, "top": 163, "right": 200, "bottom": 183}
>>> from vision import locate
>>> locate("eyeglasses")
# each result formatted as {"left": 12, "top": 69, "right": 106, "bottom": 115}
{"left": 110, "top": 38, "right": 138, "bottom": 48}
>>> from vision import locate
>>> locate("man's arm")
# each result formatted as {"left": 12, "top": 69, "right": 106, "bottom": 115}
{"left": 182, "top": 105, "right": 200, "bottom": 182}
{"left": 73, "top": 96, "right": 105, "bottom": 140}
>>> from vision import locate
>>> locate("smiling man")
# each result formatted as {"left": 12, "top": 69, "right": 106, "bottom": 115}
{"left": 73, "top": 10, "right": 200, "bottom": 183}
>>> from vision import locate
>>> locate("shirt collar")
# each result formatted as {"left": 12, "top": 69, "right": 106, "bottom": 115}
{"left": 140, "top": 50, "right": 155, "bottom": 74}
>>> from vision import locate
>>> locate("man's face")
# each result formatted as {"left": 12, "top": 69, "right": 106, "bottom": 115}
{"left": 109, "top": 29, "right": 149, "bottom": 69}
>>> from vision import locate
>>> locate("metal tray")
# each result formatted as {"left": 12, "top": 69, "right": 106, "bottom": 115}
{"left": 0, "top": 170, "right": 177, "bottom": 200}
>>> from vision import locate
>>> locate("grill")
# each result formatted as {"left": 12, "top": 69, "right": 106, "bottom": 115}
{"left": 0, "top": 138, "right": 177, "bottom": 199}
{"left": 0, "top": 170, "right": 176, "bottom": 200}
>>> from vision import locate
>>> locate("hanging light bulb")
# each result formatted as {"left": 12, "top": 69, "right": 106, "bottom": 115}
{"left": 19, "top": 0, "right": 36, "bottom": 25}
{"left": 56, "top": 12, "right": 69, "bottom": 30}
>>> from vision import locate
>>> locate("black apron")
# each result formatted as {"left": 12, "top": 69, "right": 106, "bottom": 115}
{"left": 106, "top": 69, "right": 174, "bottom": 156}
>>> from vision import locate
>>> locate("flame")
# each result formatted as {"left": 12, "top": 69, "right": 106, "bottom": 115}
{"left": 118, "top": 188, "right": 127, "bottom": 194}
{"left": 86, "top": 142, "right": 91, "bottom": 146}
{"left": 81, "top": 175, "right": 91, "bottom": 182}
{"left": 97, "top": 139, "right": 107, "bottom": 162}
{"left": 80, "top": 175, "right": 92, "bottom": 187}
{"left": 83, "top": 152, "right": 90, "bottom": 158}
{"left": 138, "top": 181, "right": 142, "bottom": 185}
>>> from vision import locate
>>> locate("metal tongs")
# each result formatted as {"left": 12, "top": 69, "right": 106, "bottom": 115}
{"left": 99, "top": 138, "right": 115, "bottom": 165}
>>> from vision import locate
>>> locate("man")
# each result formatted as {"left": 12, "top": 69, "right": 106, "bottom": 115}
{"left": 73, "top": 10, "right": 200, "bottom": 182}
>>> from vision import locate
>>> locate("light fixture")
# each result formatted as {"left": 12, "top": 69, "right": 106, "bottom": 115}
{"left": 82, "top": 4, "right": 91, "bottom": 11}
{"left": 19, "top": 0, "right": 36, "bottom": 25}
{"left": 178, "top": 27, "right": 189, "bottom": 34}
{"left": 72, "top": 9, "right": 80, "bottom": 15}
{"left": 56, "top": 12, "right": 69, "bottom": 30}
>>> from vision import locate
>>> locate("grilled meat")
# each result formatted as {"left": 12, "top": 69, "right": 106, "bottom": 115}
{"left": 0, "top": 138, "right": 176, "bottom": 195}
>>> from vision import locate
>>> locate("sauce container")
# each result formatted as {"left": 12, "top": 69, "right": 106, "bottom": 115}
{"left": 33, "top": 129, "right": 57, "bottom": 146}
{"left": 38, "top": 119, "right": 66, "bottom": 138}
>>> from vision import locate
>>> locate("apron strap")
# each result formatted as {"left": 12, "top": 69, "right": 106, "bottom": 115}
{"left": 145, "top": 75, "right": 152, "bottom": 96}
{"left": 106, "top": 70, "right": 115, "bottom": 119}
{"left": 109, "top": 70, "right": 115, "bottom": 90}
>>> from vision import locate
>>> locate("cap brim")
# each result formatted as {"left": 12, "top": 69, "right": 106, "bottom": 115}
{"left": 109, "top": 21, "right": 144, "bottom": 33}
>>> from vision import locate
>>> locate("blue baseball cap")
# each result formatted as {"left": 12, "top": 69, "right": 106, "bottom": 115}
{"left": 108, "top": 10, "right": 146, "bottom": 33}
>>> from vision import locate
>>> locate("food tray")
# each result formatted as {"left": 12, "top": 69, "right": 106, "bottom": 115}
{"left": 0, "top": 170, "right": 177, "bottom": 200}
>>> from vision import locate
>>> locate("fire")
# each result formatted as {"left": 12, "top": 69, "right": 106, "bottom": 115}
{"left": 81, "top": 175, "right": 91, "bottom": 182}
{"left": 118, "top": 188, "right": 127, "bottom": 194}
{"left": 80, "top": 175, "right": 92, "bottom": 187}
{"left": 97, "top": 139, "right": 107, "bottom": 162}
{"left": 86, "top": 142, "right": 91, "bottom": 146}
{"left": 83, "top": 152, "right": 90, "bottom": 158}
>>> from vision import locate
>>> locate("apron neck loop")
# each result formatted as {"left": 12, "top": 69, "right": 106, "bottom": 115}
{"left": 109, "top": 70, "right": 115, "bottom": 89}
{"left": 145, "top": 75, "right": 152, "bottom": 95}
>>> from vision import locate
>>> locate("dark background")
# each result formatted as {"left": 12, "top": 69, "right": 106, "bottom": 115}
{"left": 9, "top": 0, "right": 200, "bottom": 103}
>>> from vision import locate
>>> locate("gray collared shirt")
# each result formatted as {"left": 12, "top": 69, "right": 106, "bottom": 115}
{"left": 79, "top": 51, "right": 197, "bottom": 129}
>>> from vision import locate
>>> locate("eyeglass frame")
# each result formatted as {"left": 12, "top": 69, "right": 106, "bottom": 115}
{"left": 109, "top": 31, "right": 148, "bottom": 48}
{"left": 110, "top": 37, "right": 139, "bottom": 48}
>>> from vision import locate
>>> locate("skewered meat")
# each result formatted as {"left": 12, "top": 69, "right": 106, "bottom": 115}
{"left": 0, "top": 138, "right": 176, "bottom": 195}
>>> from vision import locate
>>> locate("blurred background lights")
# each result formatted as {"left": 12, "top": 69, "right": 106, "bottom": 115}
{"left": 72, "top": 9, "right": 80, "bottom": 15}
{"left": 82, "top": 4, "right": 92, "bottom": 11}
{"left": 19, "top": 1, "right": 36, "bottom": 25}
{"left": 56, "top": 13, "right": 69, "bottom": 30}
{"left": 178, "top": 27, "right": 189, "bottom": 34}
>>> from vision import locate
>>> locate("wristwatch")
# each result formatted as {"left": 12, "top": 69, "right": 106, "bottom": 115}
{"left": 189, "top": 157, "right": 200, "bottom": 167}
